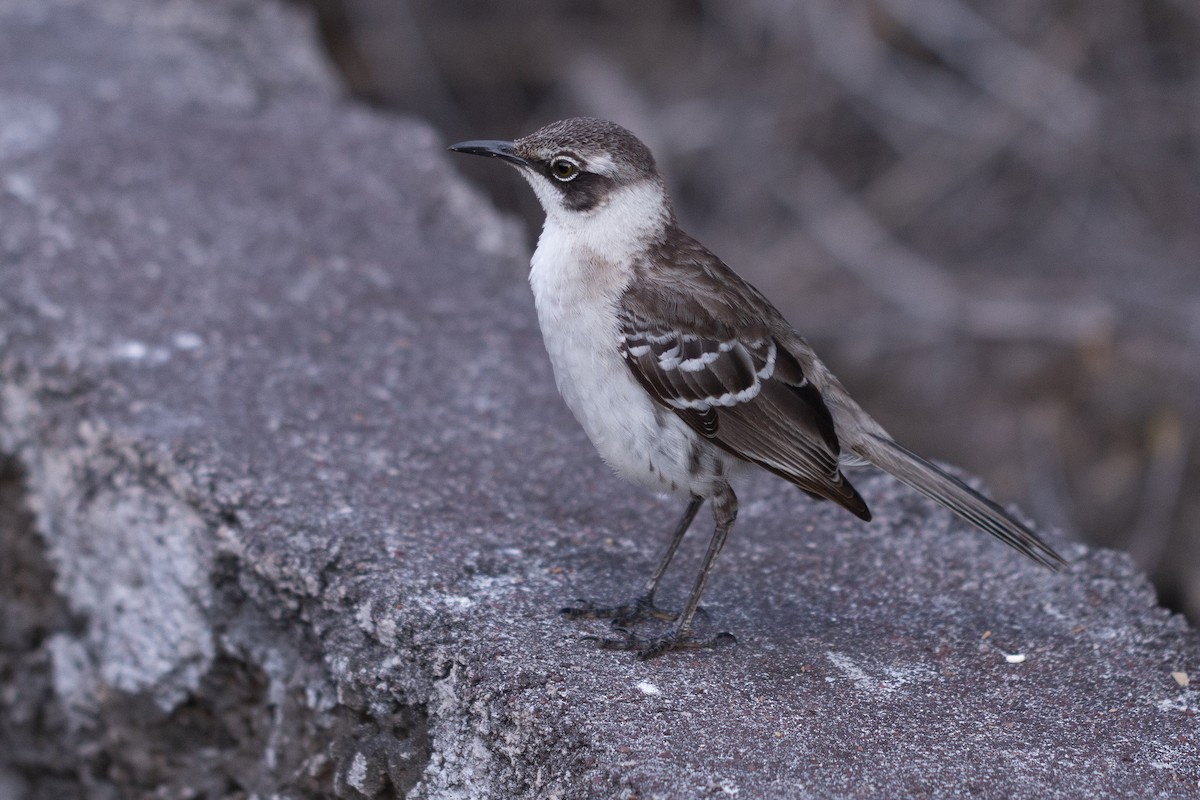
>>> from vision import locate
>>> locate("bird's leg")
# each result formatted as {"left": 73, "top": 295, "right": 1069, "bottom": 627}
{"left": 589, "top": 485, "right": 738, "bottom": 659}
{"left": 561, "top": 494, "right": 703, "bottom": 625}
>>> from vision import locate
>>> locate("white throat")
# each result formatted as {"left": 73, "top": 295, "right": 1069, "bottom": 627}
{"left": 523, "top": 176, "right": 671, "bottom": 269}
{"left": 521, "top": 175, "right": 714, "bottom": 496}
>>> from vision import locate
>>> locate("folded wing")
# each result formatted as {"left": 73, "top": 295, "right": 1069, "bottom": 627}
{"left": 619, "top": 320, "right": 871, "bottom": 520}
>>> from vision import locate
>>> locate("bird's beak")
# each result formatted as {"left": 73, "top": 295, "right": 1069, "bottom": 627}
{"left": 447, "top": 140, "right": 530, "bottom": 168}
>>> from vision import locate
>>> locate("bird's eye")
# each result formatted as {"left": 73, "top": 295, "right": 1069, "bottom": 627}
{"left": 550, "top": 158, "right": 580, "bottom": 182}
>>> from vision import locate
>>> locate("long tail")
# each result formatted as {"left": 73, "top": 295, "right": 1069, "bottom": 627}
{"left": 853, "top": 433, "right": 1067, "bottom": 571}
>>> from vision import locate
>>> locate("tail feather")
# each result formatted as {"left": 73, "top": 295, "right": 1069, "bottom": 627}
{"left": 854, "top": 433, "right": 1067, "bottom": 571}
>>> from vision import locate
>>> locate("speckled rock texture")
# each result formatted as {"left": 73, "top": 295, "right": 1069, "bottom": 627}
{"left": 0, "top": 0, "right": 1197, "bottom": 797}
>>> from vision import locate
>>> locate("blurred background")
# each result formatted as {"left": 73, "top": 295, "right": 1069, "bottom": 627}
{"left": 293, "top": 0, "right": 1199, "bottom": 620}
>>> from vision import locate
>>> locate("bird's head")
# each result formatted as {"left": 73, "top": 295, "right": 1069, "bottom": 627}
{"left": 450, "top": 117, "right": 672, "bottom": 241}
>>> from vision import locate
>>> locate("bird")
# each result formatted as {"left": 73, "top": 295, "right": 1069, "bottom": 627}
{"left": 449, "top": 117, "right": 1065, "bottom": 659}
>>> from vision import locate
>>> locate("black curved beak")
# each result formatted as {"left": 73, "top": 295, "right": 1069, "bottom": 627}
{"left": 447, "top": 140, "right": 529, "bottom": 168}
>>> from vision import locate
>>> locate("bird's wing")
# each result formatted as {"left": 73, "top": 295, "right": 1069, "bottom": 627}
{"left": 618, "top": 234, "right": 870, "bottom": 519}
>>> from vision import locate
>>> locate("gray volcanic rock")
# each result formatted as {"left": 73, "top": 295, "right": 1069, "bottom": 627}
{"left": 0, "top": 0, "right": 1197, "bottom": 797}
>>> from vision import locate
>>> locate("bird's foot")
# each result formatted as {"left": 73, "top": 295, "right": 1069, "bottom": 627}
{"left": 560, "top": 594, "right": 678, "bottom": 626}
{"left": 583, "top": 627, "right": 736, "bottom": 660}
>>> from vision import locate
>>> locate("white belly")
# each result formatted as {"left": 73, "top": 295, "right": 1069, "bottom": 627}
{"left": 544, "top": 309, "right": 703, "bottom": 495}
{"left": 528, "top": 228, "right": 726, "bottom": 497}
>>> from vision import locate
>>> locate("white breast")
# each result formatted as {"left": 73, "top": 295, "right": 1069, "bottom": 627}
{"left": 527, "top": 215, "right": 722, "bottom": 497}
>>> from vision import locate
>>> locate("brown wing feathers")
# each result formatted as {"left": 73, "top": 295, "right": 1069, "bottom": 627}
{"left": 620, "top": 320, "right": 870, "bottom": 519}
{"left": 618, "top": 229, "right": 1065, "bottom": 566}
{"left": 618, "top": 228, "right": 874, "bottom": 517}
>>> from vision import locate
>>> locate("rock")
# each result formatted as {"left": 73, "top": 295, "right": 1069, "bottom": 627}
{"left": 0, "top": 0, "right": 1197, "bottom": 797}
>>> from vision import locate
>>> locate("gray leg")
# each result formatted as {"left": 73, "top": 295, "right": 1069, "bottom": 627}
{"left": 591, "top": 484, "right": 738, "bottom": 659}
{"left": 561, "top": 495, "right": 704, "bottom": 624}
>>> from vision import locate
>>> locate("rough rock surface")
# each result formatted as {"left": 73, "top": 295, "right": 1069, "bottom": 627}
{"left": 0, "top": 0, "right": 1197, "bottom": 797}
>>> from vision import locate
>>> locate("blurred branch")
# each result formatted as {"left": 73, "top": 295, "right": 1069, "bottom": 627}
{"left": 799, "top": 1, "right": 986, "bottom": 139}
{"left": 1166, "top": 0, "right": 1200, "bottom": 25}
{"left": 786, "top": 158, "right": 1116, "bottom": 346}
{"left": 876, "top": 0, "right": 1099, "bottom": 139}
{"left": 1128, "top": 412, "right": 1190, "bottom": 568}
{"left": 1019, "top": 405, "right": 1077, "bottom": 537}
{"left": 860, "top": 100, "right": 1021, "bottom": 229}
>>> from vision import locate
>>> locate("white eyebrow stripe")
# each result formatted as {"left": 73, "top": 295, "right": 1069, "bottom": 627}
{"left": 585, "top": 152, "right": 618, "bottom": 176}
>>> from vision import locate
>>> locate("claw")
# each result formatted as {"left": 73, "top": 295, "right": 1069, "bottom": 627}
{"left": 583, "top": 628, "right": 737, "bottom": 659}
{"left": 561, "top": 595, "right": 678, "bottom": 625}
{"left": 560, "top": 599, "right": 597, "bottom": 619}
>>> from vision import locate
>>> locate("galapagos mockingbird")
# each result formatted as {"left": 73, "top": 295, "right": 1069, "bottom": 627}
{"left": 450, "top": 117, "right": 1065, "bottom": 659}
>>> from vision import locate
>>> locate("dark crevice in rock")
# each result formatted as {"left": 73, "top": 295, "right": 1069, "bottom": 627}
{"left": 0, "top": 452, "right": 434, "bottom": 798}
{"left": 330, "top": 703, "right": 433, "bottom": 799}
{"left": 0, "top": 454, "right": 87, "bottom": 798}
